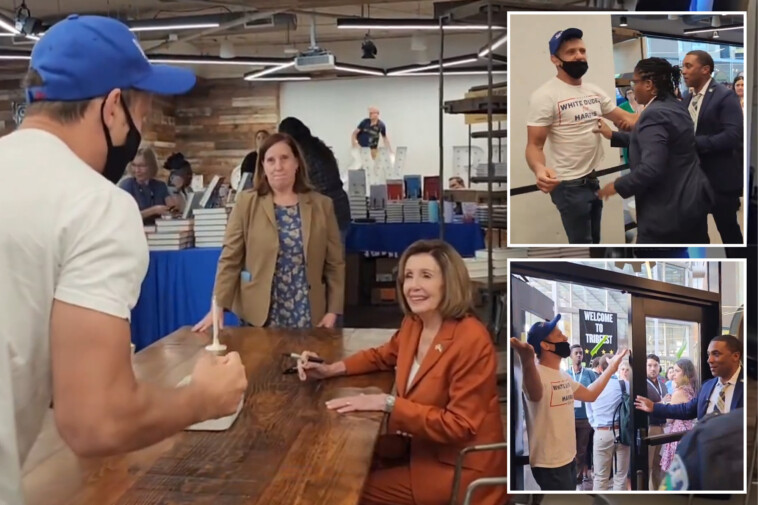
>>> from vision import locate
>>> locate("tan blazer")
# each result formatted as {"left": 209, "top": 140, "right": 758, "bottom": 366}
{"left": 343, "top": 315, "right": 507, "bottom": 505}
{"left": 214, "top": 190, "right": 345, "bottom": 327}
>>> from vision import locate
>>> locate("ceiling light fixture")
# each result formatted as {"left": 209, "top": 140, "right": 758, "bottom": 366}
{"left": 149, "top": 55, "right": 289, "bottom": 66}
{"left": 244, "top": 61, "right": 296, "bottom": 81}
{"left": 619, "top": 16, "right": 628, "bottom": 27}
{"left": 130, "top": 22, "right": 220, "bottom": 32}
{"left": 0, "top": 50, "right": 30, "bottom": 60}
{"left": 391, "top": 69, "right": 507, "bottom": 77}
{"left": 713, "top": 30, "right": 720, "bottom": 39}
{"left": 478, "top": 33, "right": 508, "bottom": 58}
{"left": 252, "top": 75, "right": 312, "bottom": 81}
{"left": 388, "top": 57, "right": 478, "bottom": 76}
{"left": 335, "top": 64, "right": 385, "bottom": 76}
{"left": 337, "top": 18, "right": 504, "bottom": 31}
{"left": 682, "top": 24, "right": 742, "bottom": 35}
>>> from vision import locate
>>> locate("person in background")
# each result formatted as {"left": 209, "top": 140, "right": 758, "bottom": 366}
{"left": 569, "top": 344, "right": 596, "bottom": 489}
{"left": 0, "top": 15, "right": 247, "bottom": 505}
{"left": 230, "top": 129, "right": 270, "bottom": 191}
{"left": 591, "top": 356, "right": 603, "bottom": 375}
{"left": 733, "top": 75, "right": 745, "bottom": 110}
{"left": 278, "top": 117, "right": 351, "bottom": 243}
{"left": 525, "top": 28, "right": 636, "bottom": 244}
{"left": 659, "top": 358, "right": 698, "bottom": 474}
{"left": 352, "top": 106, "right": 391, "bottom": 157}
{"left": 622, "top": 88, "right": 640, "bottom": 113}
{"left": 193, "top": 133, "right": 344, "bottom": 331}
{"left": 594, "top": 57, "right": 714, "bottom": 244}
{"left": 510, "top": 314, "right": 629, "bottom": 491}
{"left": 295, "top": 240, "right": 508, "bottom": 505}
{"left": 118, "top": 146, "right": 173, "bottom": 224}
{"left": 681, "top": 50, "right": 744, "bottom": 245}
{"left": 585, "top": 355, "right": 630, "bottom": 491}
{"left": 165, "top": 152, "right": 193, "bottom": 198}
{"left": 449, "top": 176, "right": 466, "bottom": 189}
{"left": 665, "top": 366, "right": 676, "bottom": 395}
{"left": 644, "top": 354, "right": 668, "bottom": 490}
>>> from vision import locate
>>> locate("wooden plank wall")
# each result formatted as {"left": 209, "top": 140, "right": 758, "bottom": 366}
{"left": 0, "top": 72, "right": 280, "bottom": 184}
{"left": 175, "top": 78, "right": 279, "bottom": 183}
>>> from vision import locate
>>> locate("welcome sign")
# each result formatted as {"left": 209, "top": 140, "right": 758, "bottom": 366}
{"left": 579, "top": 309, "right": 618, "bottom": 365}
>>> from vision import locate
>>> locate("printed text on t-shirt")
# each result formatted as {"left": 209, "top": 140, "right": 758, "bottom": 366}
{"left": 550, "top": 379, "right": 574, "bottom": 407}
{"left": 557, "top": 95, "right": 604, "bottom": 125}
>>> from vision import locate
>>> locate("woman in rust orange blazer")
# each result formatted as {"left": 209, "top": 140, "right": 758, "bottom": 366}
{"left": 297, "top": 239, "right": 508, "bottom": 505}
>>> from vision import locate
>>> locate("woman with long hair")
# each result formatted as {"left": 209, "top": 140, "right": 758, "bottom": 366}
{"left": 660, "top": 358, "right": 698, "bottom": 472}
{"left": 294, "top": 240, "right": 507, "bottom": 505}
{"left": 594, "top": 57, "right": 714, "bottom": 244}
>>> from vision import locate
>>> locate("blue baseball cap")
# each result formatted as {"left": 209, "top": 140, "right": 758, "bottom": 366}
{"left": 26, "top": 14, "right": 196, "bottom": 103}
{"left": 549, "top": 28, "right": 583, "bottom": 56}
{"left": 527, "top": 314, "right": 561, "bottom": 355}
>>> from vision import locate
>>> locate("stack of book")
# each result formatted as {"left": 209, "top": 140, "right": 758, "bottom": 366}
{"left": 194, "top": 208, "right": 229, "bottom": 248}
{"left": 476, "top": 204, "right": 508, "bottom": 228}
{"left": 474, "top": 162, "right": 507, "bottom": 179}
{"left": 527, "top": 248, "right": 591, "bottom": 258}
{"left": 463, "top": 248, "right": 522, "bottom": 279}
{"left": 349, "top": 195, "right": 368, "bottom": 220}
{"left": 148, "top": 218, "right": 194, "bottom": 251}
{"left": 402, "top": 199, "right": 421, "bottom": 223}
{"left": 368, "top": 208, "right": 386, "bottom": 222}
{"left": 421, "top": 201, "right": 431, "bottom": 222}
{"left": 385, "top": 201, "right": 404, "bottom": 223}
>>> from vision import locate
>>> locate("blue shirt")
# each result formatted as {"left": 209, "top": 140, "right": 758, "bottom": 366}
{"left": 585, "top": 375, "right": 629, "bottom": 429}
{"left": 118, "top": 178, "right": 169, "bottom": 223}
{"left": 569, "top": 366, "right": 597, "bottom": 419}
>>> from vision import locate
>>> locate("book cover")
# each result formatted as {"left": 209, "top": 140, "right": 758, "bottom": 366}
{"left": 404, "top": 175, "right": 422, "bottom": 200}
{"left": 423, "top": 176, "right": 440, "bottom": 201}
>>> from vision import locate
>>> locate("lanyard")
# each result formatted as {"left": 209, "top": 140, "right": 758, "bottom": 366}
{"left": 571, "top": 367, "right": 585, "bottom": 384}
{"left": 647, "top": 378, "right": 664, "bottom": 398}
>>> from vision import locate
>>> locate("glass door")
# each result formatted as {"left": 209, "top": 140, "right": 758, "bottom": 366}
{"left": 628, "top": 296, "right": 719, "bottom": 490}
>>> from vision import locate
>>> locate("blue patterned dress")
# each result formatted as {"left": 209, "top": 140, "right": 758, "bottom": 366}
{"left": 267, "top": 204, "right": 312, "bottom": 328}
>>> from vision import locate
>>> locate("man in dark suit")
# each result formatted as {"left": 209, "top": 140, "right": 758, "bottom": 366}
{"left": 682, "top": 50, "right": 744, "bottom": 244}
{"left": 635, "top": 335, "right": 744, "bottom": 420}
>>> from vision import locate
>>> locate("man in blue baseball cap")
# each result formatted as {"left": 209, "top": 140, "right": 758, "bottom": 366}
{"left": 525, "top": 27, "right": 637, "bottom": 244}
{"left": 0, "top": 16, "right": 248, "bottom": 505}
{"left": 511, "top": 314, "right": 628, "bottom": 490}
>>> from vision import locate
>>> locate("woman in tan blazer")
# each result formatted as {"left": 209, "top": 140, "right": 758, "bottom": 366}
{"left": 296, "top": 240, "right": 508, "bottom": 505}
{"left": 194, "top": 133, "right": 345, "bottom": 330}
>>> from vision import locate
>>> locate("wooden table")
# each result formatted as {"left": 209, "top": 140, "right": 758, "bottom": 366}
{"left": 22, "top": 327, "right": 396, "bottom": 505}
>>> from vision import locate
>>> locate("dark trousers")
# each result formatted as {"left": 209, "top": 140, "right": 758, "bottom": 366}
{"left": 637, "top": 214, "right": 710, "bottom": 244}
{"left": 574, "top": 418, "right": 593, "bottom": 481}
{"left": 711, "top": 192, "right": 743, "bottom": 244}
{"left": 550, "top": 178, "right": 602, "bottom": 244}
{"left": 531, "top": 460, "right": 577, "bottom": 491}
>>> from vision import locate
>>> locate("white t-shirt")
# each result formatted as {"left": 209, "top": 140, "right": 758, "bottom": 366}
{"left": 0, "top": 129, "right": 148, "bottom": 505}
{"left": 523, "top": 364, "right": 580, "bottom": 468}
{"left": 527, "top": 77, "right": 616, "bottom": 180}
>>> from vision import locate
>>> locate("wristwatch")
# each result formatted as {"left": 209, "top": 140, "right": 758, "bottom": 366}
{"left": 384, "top": 394, "right": 396, "bottom": 413}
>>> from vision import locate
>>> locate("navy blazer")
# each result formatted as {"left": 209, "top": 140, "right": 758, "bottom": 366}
{"left": 652, "top": 372, "right": 744, "bottom": 421}
{"left": 610, "top": 95, "right": 714, "bottom": 243}
{"left": 684, "top": 80, "right": 743, "bottom": 194}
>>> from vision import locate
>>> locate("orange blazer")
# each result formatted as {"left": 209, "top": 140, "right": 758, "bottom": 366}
{"left": 214, "top": 190, "right": 345, "bottom": 327}
{"left": 343, "top": 315, "right": 507, "bottom": 505}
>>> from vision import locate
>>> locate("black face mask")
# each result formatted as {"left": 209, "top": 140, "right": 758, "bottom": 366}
{"left": 557, "top": 57, "right": 589, "bottom": 80}
{"left": 545, "top": 341, "right": 572, "bottom": 359}
{"left": 100, "top": 96, "right": 141, "bottom": 184}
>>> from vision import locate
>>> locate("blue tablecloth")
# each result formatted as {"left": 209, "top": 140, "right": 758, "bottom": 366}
{"left": 130, "top": 248, "right": 238, "bottom": 351}
{"left": 345, "top": 223, "right": 485, "bottom": 257}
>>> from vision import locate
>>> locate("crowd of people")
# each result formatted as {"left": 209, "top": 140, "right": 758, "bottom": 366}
{"left": 510, "top": 321, "right": 745, "bottom": 492}
{"left": 526, "top": 28, "right": 745, "bottom": 245}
